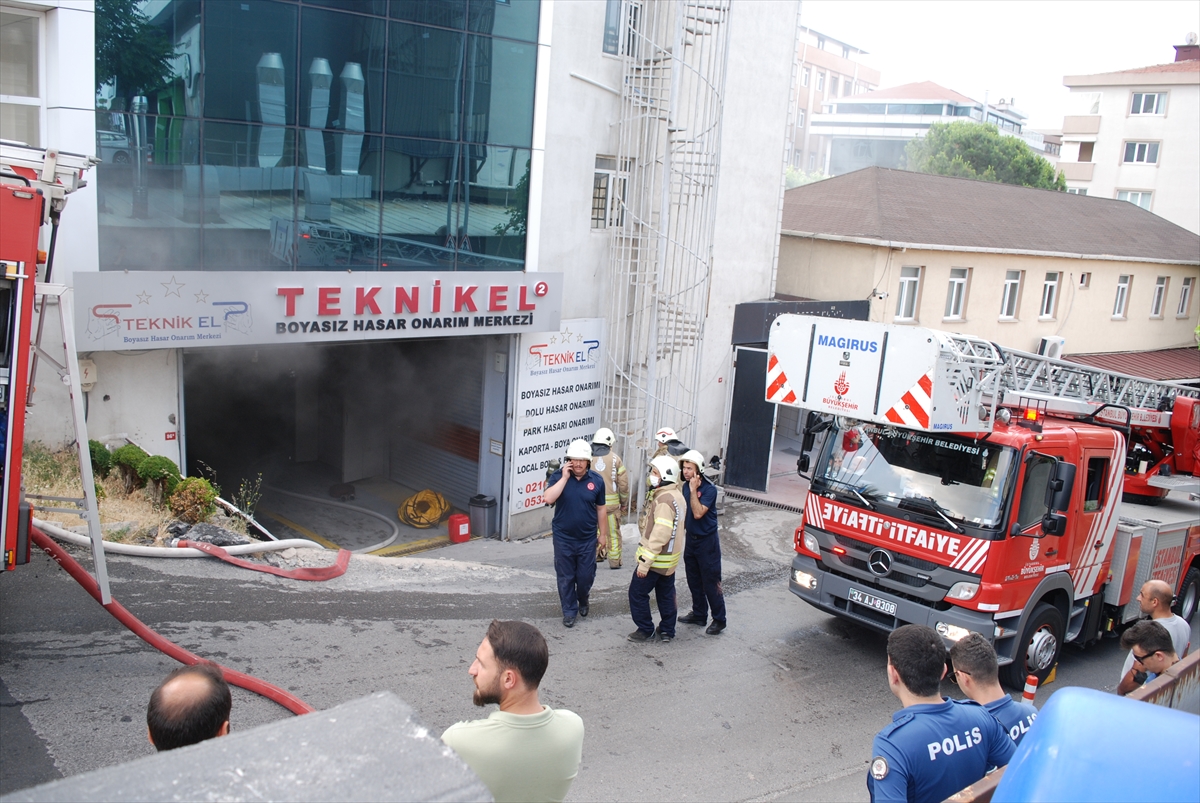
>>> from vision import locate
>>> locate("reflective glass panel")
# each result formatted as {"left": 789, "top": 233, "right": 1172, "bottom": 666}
{"left": 203, "top": 0, "right": 297, "bottom": 125}
{"left": 390, "top": 0, "right": 468, "bottom": 29}
{"left": 300, "top": 6, "right": 386, "bottom": 135}
{"left": 202, "top": 121, "right": 298, "bottom": 270}
{"left": 294, "top": 133, "right": 384, "bottom": 269}
{"left": 386, "top": 22, "right": 466, "bottom": 140}
{"left": 468, "top": 34, "right": 535, "bottom": 147}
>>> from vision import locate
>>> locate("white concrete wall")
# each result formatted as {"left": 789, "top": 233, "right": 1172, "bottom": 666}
{"left": 17, "top": 1, "right": 102, "bottom": 451}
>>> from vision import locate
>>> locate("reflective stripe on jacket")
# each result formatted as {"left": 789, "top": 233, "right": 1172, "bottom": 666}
{"left": 635, "top": 484, "right": 685, "bottom": 575}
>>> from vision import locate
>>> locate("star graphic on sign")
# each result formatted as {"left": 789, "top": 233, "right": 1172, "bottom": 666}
{"left": 576, "top": 333, "right": 583, "bottom": 343}
{"left": 560, "top": 326, "right": 574, "bottom": 342}
{"left": 161, "top": 276, "right": 185, "bottom": 297}
{"left": 549, "top": 335, "right": 558, "bottom": 344}
{"left": 136, "top": 291, "right": 152, "bottom": 305}
{"left": 194, "top": 290, "right": 209, "bottom": 304}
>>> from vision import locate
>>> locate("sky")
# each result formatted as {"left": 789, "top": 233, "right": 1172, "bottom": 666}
{"left": 797, "top": 0, "right": 1200, "bottom": 130}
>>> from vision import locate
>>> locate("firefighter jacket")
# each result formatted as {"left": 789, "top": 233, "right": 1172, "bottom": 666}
{"left": 590, "top": 451, "right": 629, "bottom": 512}
{"left": 635, "top": 483, "right": 685, "bottom": 576}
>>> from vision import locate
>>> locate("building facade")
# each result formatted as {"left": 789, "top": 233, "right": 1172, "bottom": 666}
{"left": 811, "top": 82, "right": 1052, "bottom": 177}
{"left": 1058, "top": 43, "right": 1200, "bottom": 234}
{"left": 777, "top": 168, "right": 1200, "bottom": 358}
{"left": 21, "top": 0, "right": 799, "bottom": 541}
{"left": 790, "top": 25, "right": 879, "bottom": 174}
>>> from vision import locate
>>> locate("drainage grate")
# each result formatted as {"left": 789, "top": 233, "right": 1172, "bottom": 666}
{"left": 722, "top": 489, "right": 805, "bottom": 515}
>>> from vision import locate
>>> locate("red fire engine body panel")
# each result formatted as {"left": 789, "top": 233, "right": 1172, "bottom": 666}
{"left": 1, "top": 183, "right": 43, "bottom": 569}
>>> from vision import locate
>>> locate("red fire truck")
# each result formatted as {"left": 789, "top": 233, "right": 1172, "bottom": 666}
{"left": 1, "top": 142, "right": 103, "bottom": 592}
{"left": 770, "top": 314, "right": 1200, "bottom": 687}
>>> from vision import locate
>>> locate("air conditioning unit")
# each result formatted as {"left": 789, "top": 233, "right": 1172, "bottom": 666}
{"left": 1037, "top": 336, "right": 1067, "bottom": 360}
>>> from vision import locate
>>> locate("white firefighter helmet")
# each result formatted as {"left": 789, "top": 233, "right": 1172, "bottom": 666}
{"left": 592, "top": 427, "right": 616, "bottom": 447}
{"left": 649, "top": 455, "right": 680, "bottom": 485}
{"left": 655, "top": 427, "right": 677, "bottom": 444}
{"left": 679, "top": 449, "right": 706, "bottom": 476}
{"left": 566, "top": 439, "right": 593, "bottom": 460}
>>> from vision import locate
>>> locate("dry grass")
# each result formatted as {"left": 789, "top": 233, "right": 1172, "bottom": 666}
{"left": 21, "top": 442, "right": 245, "bottom": 543}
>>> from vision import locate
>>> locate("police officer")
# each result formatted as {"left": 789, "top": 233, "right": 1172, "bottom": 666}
{"left": 591, "top": 427, "right": 629, "bottom": 569}
{"left": 868, "top": 625, "right": 1014, "bottom": 803}
{"left": 677, "top": 450, "right": 726, "bottom": 635}
{"left": 627, "top": 455, "right": 685, "bottom": 644}
{"left": 544, "top": 439, "right": 608, "bottom": 629}
{"left": 949, "top": 633, "right": 1037, "bottom": 746}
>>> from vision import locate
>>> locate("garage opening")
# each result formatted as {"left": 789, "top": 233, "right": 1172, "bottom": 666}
{"left": 182, "top": 336, "right": 508, "bottom": 549}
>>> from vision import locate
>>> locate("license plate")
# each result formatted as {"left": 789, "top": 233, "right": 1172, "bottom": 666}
{"left": 848, "top": 587, "right": 897, "bottom": 617}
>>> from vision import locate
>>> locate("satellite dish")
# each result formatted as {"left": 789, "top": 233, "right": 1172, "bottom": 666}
{"left": 1187, "top": 32, "right": 1198, "bottom": 45}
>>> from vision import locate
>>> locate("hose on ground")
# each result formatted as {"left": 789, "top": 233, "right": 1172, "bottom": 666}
{"left": 34, "top": 518, "right": 327, "bottom": 557}
{"left": 264, "top": 486, "right": 401, "bottom": 553}
{"left": 30, "top": 526, "right": 315, "bottom": 715}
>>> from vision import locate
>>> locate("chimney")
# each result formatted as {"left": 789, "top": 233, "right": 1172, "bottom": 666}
{"left": 1176, "top": 32, "right": 1199, "bottom": 61}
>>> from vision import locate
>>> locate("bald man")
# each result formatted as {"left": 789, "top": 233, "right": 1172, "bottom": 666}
{"left": 147, "top": 663, "right": 232, "bottom": 751}
{"left": 1116, "top": 579, "right": 1191, "bottom": 696}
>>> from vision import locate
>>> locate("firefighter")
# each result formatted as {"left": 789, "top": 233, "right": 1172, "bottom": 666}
{"left": 627, "top": 455, "right": 685, "bottom": 644}
{"left": 640, "top": 427, "right": 683, "bottom": 531}
{"left": 677, "top": 450, "right": 726, "bottom": 634}
{"left": 591, "top": 427, "right": 629, "bottom": 569}
{"left": 543, "top": 439, "right": 608, "bottom": 629}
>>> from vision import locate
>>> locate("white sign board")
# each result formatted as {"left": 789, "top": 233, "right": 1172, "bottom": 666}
{"left": 510, "top": 318, "right": 605, "bottom": 515}
{"left": 74, "top": 271, "right": 563, "bottom": 350}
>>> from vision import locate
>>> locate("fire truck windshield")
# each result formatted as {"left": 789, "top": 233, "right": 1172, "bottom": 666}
{"left": 813, "top": 422, "right": 1015, "bottom": 531}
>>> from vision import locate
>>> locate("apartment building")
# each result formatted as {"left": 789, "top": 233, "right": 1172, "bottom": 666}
{"left": 791, "top": 25, "right": 880, "bottom": 174}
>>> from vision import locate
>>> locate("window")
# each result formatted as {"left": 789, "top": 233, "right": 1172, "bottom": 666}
{"left": 797, "top": 108, "right": 805, "bottom": 127}
{"left": 817, "top": 72, "right": 825, "bottom": 92}
{"left": 1066, "top": 188, "right": 1088, "bottom": 195}
{"left": 944, "top": 267, "right": 969, "bottom": 320}
{"left": 802, "top": 67, "right": 810, "bottom": 87}
{"left": 1123, "top": 142, "right": 1160, "bottom": 164}
{"left": 1113, "top": 275, "right": 1131, "bottom": 318}
{"left": 1016, "top": 454, "right": 1056, "bottom": 531}
{"left": 1178, "top": 277, "right": 1195, "bottom": 317}
{"left": 1117, "top": 190, "right": 1152, "bottom": 210}
{"left": 1077, "top": 142, "right": 1094, "bottom": 162}
{"left": 0, "top": 9, "right": 41, "bottom": 147}
{"left": 592, "top": 156, "right": 626, "bottom": 229}
{"left": 817, "top": 36, "right": 826, "bottom": 50}
{"left": 808, "top": 152, "right": 816, "bottom": 171}
{"left": 602, "top": 0, "right": 620, "bottom": 54}
{"left": 895, "top": 266, "right": 921, "bottom": 321}
{"left": 842, "top": 45, "right": 850, "bottom": 58}
{"left": 1130, "top": 92, "right": 1166, "bottom": 115}
{"left": 1078, "top": 272, "right": 1091, "bottom": 288}
{"left": 1083, "top": 457, "right": 1109, "bottom": 512}
{"left": 1039, "top": 272, "right": 1061, "bottom": 319}
{"left": 1150, "top": 276, "right": 1168, "bottom": 317}
{"left": 1000, "top": 270, "right": 1022, "bottom": 319}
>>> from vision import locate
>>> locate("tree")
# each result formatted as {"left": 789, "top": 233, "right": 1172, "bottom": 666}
{"left": 904, "top": 121, "right": 1066, "bottom": 191}
{"left": 95, "top": 0, "right": 175, "bottom": 103}
{"left": 785, "top": 166, "right": 827, "bottom": 190}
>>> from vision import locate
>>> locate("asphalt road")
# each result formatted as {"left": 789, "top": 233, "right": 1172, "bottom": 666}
{"left": 2, "top": 499, "right": 1196, "bottom": 801}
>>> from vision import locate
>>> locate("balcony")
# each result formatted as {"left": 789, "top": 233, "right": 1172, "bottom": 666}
{"left": 1058, "top": 162, "right": 1095, "bottom": 181}
{"left": 1063, "top": 115, "right": 1101, "bottom": 135}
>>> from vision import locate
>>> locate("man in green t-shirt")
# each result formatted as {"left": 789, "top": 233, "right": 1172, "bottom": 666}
{"left": 442, "top": 620, "right": 584, "bottom": 803}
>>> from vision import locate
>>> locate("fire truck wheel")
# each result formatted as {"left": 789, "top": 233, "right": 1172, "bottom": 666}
{"left": 1175, "top": 567, "right": 1199, "bottom": 624}
{"left": 1004, "top": 602, "right": 1064, "bottom": 689}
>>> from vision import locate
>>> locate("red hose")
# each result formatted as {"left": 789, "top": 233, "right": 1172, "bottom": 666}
{"left": 31, "top": 526, "right": 315, "bottom": 715}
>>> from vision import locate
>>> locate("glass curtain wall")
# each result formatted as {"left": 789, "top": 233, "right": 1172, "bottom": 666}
{"left": 95, "top": 0, "right": 538, "bottom": 272}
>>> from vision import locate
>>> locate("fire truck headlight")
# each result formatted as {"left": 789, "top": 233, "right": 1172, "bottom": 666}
{"left": 793, "top": 569, "right": 817, "bottom": 590}
{"left": 936, "top": 622, "right": 973, "bottom": 642}
{"left": 945, "top": 581, "right": 980, "bottom": 601}
{"left": 802, "top": 532, "right": 820, "bottom": 556}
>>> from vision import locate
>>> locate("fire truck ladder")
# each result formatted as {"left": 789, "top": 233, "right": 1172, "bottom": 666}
{"left": 0, "top": 142, "right": 109, "bottom": 602}
{"left": 990, "top": 348, "right": 1200, "bottom": 411}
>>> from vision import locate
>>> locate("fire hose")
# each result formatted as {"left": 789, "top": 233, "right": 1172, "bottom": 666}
{"left": 30, "top": 526, "right": 316, "bottom": 716}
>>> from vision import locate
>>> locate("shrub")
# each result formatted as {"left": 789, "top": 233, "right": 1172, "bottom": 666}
{"left": 169, "top": 477, "right": 217, "bottom": 524}
{"left": 138, "top": 455, "right": 181, "bottom": 506}
{"left": 89, "top": 440, "right": 113, "bottom": 479}
{"left": 112, "top": 444, "right": 149, "bottom": 494}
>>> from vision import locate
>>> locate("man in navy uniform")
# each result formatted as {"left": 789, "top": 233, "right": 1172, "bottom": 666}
{"left": 949, "top": 633, "right": 1037, "bottom": 745}
{"left": 676, "top": 450, "right": 726, "bottom": 635}
{"left": 543, "top": 439, "right": 609, "bottom": 629}
{"left": 868, "top": 625, "right": 1014, "bottom": 803}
